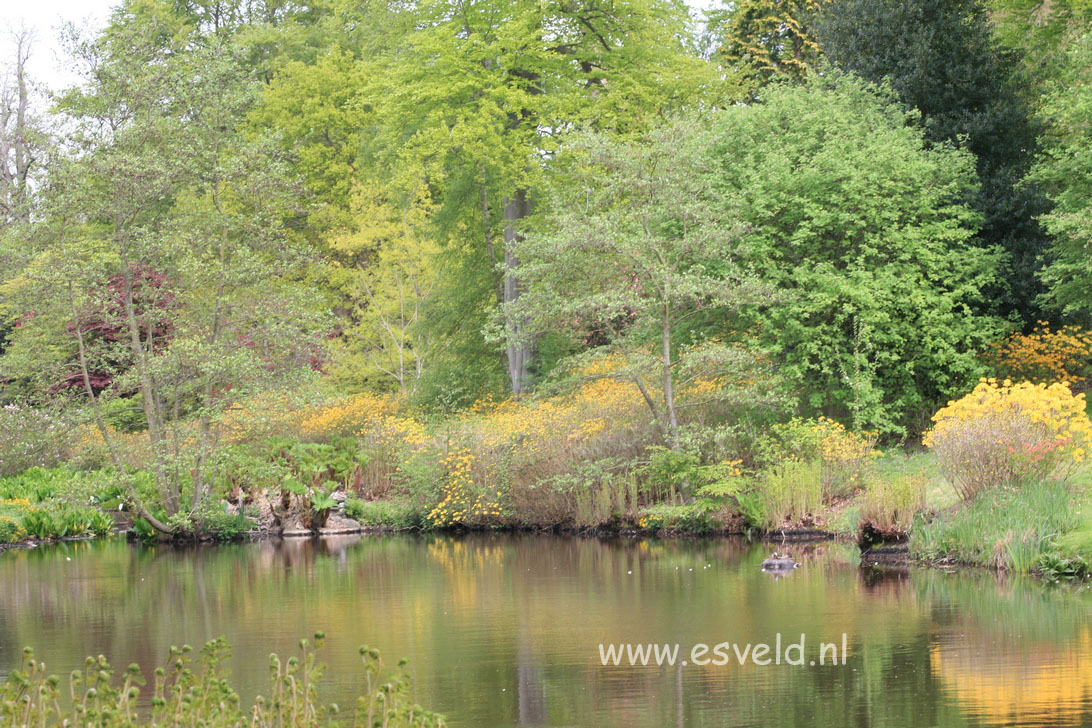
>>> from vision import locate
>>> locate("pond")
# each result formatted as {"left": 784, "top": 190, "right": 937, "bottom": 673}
{"left": 1, "top": 534, "right": 1091, "bottom": 727}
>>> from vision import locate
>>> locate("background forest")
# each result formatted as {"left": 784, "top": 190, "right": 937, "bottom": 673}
{"left": 2, "top": 0, "right": 1092, "bottom": 570}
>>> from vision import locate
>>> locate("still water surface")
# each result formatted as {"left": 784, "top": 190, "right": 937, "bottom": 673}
{"left": 1, "top": 534, "right": 1091, "bottom": 727}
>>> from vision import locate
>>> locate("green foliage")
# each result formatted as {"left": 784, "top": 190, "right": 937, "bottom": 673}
{"left": 344, "top": 498, "right": 424, "bottom": 530}
{"left": 199, "top": 508, "right": 253, "bottom": 541}
{"left": 988, "top": 0, "right": 1092, "bottom": 85}
{"left": 1030, "top": 33, "right": 1092, "bottom": 315}
{"left": 0, "top": 635, "right": 444, "bottom": 728}
{"left": 752, "top": 419, "right": 823, "bottom": 469}
{"left": 709, "top": 72, "right": 1004, "bottom": 436}
{"left": 707, "top": 0, "right": 824, "bottom": 90}
{"left": 20, "top": 510, "right": 55, "bottom": 540}
{"left": 815, "top": 0, "right": 1051, "bottom": 323}
{"left": 1037, "top": 552, "right": 1090, "bottom": 580}
{"left": 16, "top": 506, "right": 112, "bottom": 540}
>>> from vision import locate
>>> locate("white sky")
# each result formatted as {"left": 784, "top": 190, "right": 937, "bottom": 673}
{"left": 3, "top": 0, "right": 113, "bottom": 91}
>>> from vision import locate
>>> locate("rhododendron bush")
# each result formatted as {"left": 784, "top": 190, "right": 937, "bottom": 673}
{"left": 924, "top": 378, "right": 1092, "bottom": 500}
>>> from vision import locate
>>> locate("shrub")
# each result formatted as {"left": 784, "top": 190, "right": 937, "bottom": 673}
{"left": 0, "top": 516, "right": 25, "bottom": 544}
{"left": 0, "top": 404, "right": 72, "bottom": 476}
{"left": 984, "top": 323, "right": 1092, "bottom": 389}
{"left": 0, "top": 635, "right": 445, "bottom": 728}
{"left": 924, "top": 378, "right": 1092, "bottom": 500}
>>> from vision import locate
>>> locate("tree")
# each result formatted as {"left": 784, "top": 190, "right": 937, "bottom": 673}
{"left": 989, "top": 0, "right": 1092, "bottom": 80}
{"left": 0, "top": 29, "right": 45, "bottom": 228}
{"left": 707, "top": 0, "right": 824, "bottom": 91}
{"left": 508, "top": 119, "right": 772, "bottom": 456}
{"left": 1029, "top": 32, "right": 1092, "bottom": 315}
{"left": 815, "top": 0, "right": 1051, "bottom": 325}
{"left": 1, "top": 15, "right": 321, "bottom": 535}
{"left": 367, "top": 0, "right": 732, "bottom": 397}
{"left": 709, "top": 73, "right": 1005, "bottom": 435}
{"left": 324, "top": 182, "right": 439, "bottom": 393}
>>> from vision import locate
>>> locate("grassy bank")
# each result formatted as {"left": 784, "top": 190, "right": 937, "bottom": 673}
{"left": 3, "top": 376, "right": 1092, "bottom": 582}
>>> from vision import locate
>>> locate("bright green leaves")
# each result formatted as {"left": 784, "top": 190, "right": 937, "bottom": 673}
{"left": 709, "top": 73, "right": 1004, "bottom": 435}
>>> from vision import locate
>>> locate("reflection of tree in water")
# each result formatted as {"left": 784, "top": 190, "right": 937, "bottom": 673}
{"left": 1, "top": 536, "right": 1091, "bottom": 726}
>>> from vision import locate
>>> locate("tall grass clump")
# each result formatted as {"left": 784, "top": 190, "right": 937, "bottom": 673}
{"left": 924, "top": 378, "right": 1092, "bottom": 501}
{"left": 858, "top": 471, "right": 927, "bottom": 541}
{"left": 911, "top": 479, "right": 1079, "bottom": 570}
{"left": 755, "top": 459, "right": 824, "bottom": 527}
{"left": 0, "top": 634, "right": 444, "bottom": 728}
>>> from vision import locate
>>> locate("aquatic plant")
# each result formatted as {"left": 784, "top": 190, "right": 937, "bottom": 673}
{"left": 0, "top": 634, "right": 444, "bottom": 728}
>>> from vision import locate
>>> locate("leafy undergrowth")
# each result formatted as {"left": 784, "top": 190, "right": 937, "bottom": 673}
{"left": 0, "top": 468, "right": 122, "bottom": 544}
{"left": 0, "top": 634, "right": 444, "bottom": 728}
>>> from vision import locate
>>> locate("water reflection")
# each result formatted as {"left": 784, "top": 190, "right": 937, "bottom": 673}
{"left": 0, "top": 535, "right": 1089, "bottom": 727}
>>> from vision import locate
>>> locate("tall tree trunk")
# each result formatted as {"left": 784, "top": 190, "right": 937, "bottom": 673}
{"left": 69, "top": 282, "right": 172, "bottom": 535}
{"left": 503, "top": 189, "right": 533, "bottom": 396}
{"left": 661, "top": 308, "right": 678, "bottom": 448}
{"left": 122, "top": 270, "right": 178, "bottom": 516}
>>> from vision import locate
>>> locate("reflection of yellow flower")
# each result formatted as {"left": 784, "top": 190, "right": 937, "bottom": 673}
{"left": 931, "top": 627, "right": 1092, "bottom": 727}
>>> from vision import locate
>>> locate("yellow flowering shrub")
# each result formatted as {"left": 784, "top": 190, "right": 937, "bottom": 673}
{"left": 924, "top": 378, "right": 1092, "bottom": 500}
{"left": 427, "top": 372, "right": 654, "bottom": 527}
{"left": 984, "top": 323, "right": 1092, "bottom": 388}
{"left": 0, "top": 515, "right": 25, "bottom": 544}
{"left": 299, "top": 393, "right": 397, "bottom": 440}
{"left": 813, "top": 417, "right": 879, "bottom": 500}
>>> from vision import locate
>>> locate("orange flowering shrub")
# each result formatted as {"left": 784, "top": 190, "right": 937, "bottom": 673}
{"left": 984, "top": 323, "right": 1092, "bottom": 388}
{"left": 924, "top": 378, "right": 1092, "bottom": 500}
